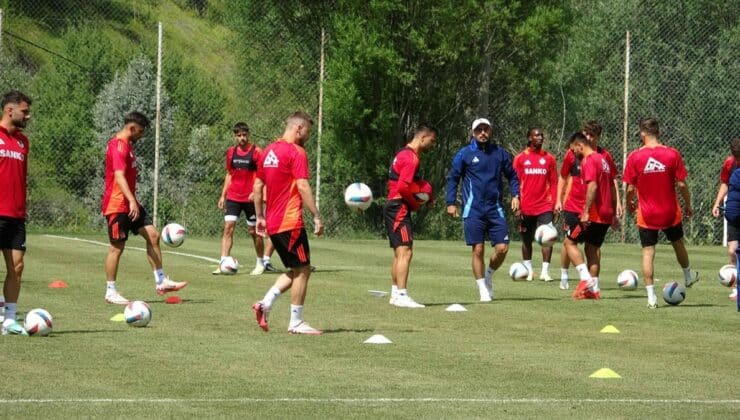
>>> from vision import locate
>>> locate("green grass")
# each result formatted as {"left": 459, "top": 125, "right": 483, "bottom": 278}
{"left": 2, "top": 234, "right": 739, "bottom": 418}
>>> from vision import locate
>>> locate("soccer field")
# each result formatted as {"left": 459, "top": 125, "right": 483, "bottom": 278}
{"left": 2, "top": 234, "right": 739, "bottom": 418}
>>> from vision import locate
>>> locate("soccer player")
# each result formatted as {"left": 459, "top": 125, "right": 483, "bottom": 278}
{"left": 251, "top": 111, "right": 324, "bottom": 334}
{"left": 711, "top": 137, "right": 740, "bottom": 302}
{"left": 446, "top": 118, "right": 519, "bottom": 302}
{"left": 102, "top": 112, "right": 188, "bottom": 304}
{"left": 624, "top": 118, "right": 699, "bottom": 308}
{"left": 385, "top": 124, "right": 438, "bottom": 308}
{"left": 513, "top": 127, "right": 557, "bottom": 281}
{"left": 562, "top": 132, "right": 615, "bottom": 300}
{"left": 0, "top": 91, "right": 32, "bottom": 335}
{"left": 215, "top": 122, "right": 267, "bottom": 275}
{"left": 718, "top": 138, "right": 740, "bottom": 309}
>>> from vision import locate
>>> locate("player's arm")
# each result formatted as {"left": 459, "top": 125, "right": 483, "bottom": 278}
{"left": 613, "top": 178, "right": 623, "bottom": 218}
{"left": 445, "top": 149, "right": 464, "bottom": 217}
{"left": 253, "top": 177, "right": 267, "bottom": 237}
{"left": 677, "top": 180, "right": 693, "bottom": 218}
{"left": 502, "top": 151, "right": 520, "bottom": 214}
{"left": 713, "top": 183, "right": 729, "bottom": 217}
{"left": 114, "top": 170, "right": 139, "bottom": 220}
{"left": 581, "top": 181, "right": 597, "bottom": 223}
{"left": 296, "top": 178, "right": 324, "bottom": 236}
{"left": 549, "top": 158, "right": 558, "bottom": 210}
{"left": 218, "top": 173, "right": 232, "bottom": 210}
{"left": 625, "top": 184, "right": 637, "bottom": 213}
{"left": 555, "top": 175, "right": 568, "bottom": 213}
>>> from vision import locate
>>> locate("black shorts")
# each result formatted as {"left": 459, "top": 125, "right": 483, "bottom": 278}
{"left": 728, "top": 223, "right": 739, "bottom": 243}
{"left": 519, "top": 212, "right": 554, "bottom": 243}
{"left": 106, "top": 207, "right": 153, "bottom": 243}
{"left": 0, "top": 217, "right": 26, "bottom": 251}
{"left": 384, "top": 200, "right": 413, "bottom": 248}
{"left": 224, "top": 199, "right": 256, "bottom": 226}
{"left": 638, "top": 223, "right": 684, "bottom": 247}
{"left": 566, "top": 221, "right": 610, "bottom": 247}
{"left": 270, "top": 228, "right": 310, "bottom": 268}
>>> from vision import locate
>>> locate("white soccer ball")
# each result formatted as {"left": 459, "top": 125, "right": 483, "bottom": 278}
{"left": 24, "top": 308, "right": 53, "bottom": 337}
{"left": 617, "top": 269, "right": 639, "bottom": 290}
{"left": 344, "top": 183, "right": 373, "bottom": 212}
{"left": 717, "top": 264, "right": 737, "bottom": 288}
{"left": 124, "top": 301, "right": 152, "bottom": 327}
{"left": 219, "top": 256, "right": 239, "bottom": 275}
{"left": 662, "top": 281, "right": 686, "bottom": 306}
{"left": 534, "top": 223, "right": 558, "bottom": 247}
{"left": 509, "top": 262, "right": 529, "bottom": 281}
{"left": 161, "top": 223, "right": 186, "bottom": 247}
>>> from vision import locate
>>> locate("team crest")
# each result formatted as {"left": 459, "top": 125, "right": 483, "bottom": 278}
{"left": 17, "top": 139, "right": 24, "bottom": 149}
{"left": 539, "top": 158, "right": 546, "bottom": 165}
{"left": 263, "top": 150, "right": 279, "bottom": 168}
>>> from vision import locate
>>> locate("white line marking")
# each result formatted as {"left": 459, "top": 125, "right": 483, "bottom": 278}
{"left": 0, "top": 397, "right": 738, "bottom": 404}
{"left": 44, "top": 234, "right": 219, "bottom": 263}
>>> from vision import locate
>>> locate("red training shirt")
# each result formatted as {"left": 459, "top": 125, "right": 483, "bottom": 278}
{"left": 225, "top": 144, "right": 262, "bottom": 202}
{"left": 387, "top": 147, "right": 421, "bottom": 212}
{"left": 720, "top": 156, "right": 736, "bottom": 184}
{"left": 513, "top": 147, "right": 557, "bottom": 216}
{"left": 581, "top": 152, "right": 614, "bottom": 224}
{"left": 102, "top": 137, "right": 137, "bottom": 216}
{"left": 0, "top": 126, "right": 29, "bottom": 218}
{"left": 256, "top": 139, "right": 309, "bottom": 235}
{"left": 623, "top": 145, "right": 687, "bottom": 230}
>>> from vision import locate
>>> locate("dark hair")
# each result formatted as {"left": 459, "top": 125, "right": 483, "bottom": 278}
{"left": 731, "top": 137, "right": 740, "bottom": 156}
{"left": 638, "top": 118, "right": 660, "bottom": 137}
{"left": 582, "top": 120, "right": 602, "bottom": 137}
{"left": 413, "top": 123, "right": 439, "bottom": 137}
{"left": 124, "top": 111, "right": 150, "bottom": 128}
{"left": 233, "top": 122, "right": 250, "bottom": 133}
{"left": 286, "top": 111, "right": 314, "bottom": 126}
{"left": 569, "top": 131, "right": 588, "bottom": 144}
{"left": 1, "top": 90, "right": 32, "bottom": 108}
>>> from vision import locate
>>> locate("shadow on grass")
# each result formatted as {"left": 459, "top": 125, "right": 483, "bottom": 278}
{"left": 144, "top": 299, "right": 215, "bottom": 305}
{"left": 664, "top": 303, "right": 722, "bottom": 308}
{"left": 53, "top": 329, "right": 126, "bottom": 335}
{"left": 321, "top": 328, "right": 375, "bottom": 334}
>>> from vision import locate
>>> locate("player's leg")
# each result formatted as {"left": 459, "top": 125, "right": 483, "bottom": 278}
{"left": 559, "top": 211, "right": 577, "bottom": 289}
{"left": 519, "top": 215, "right": 535, "bottom": 281}
{"left": 104, "top": 213, "right": 130, "bottom": 304}
{"left": 564, "top": 223, "right": 593, "bottom": 298}
{"left": 244, "top": 202, "right": 266, "bottom": 275}
{"left": 726, "top": 224, "right": 737, "bottom": 301}
{"left": 465, "top": 216, "right": 490, "bottom": 301}
{"left": 583, "top": 223, "right": 609, "bottom": 298}
{"left": 137, "top": 212, "right": 188, "bottom": 295}
{"left": 665, "top": 224, "right": 698, "bottom": 287}
{"left": 1, "top": 245, "right": 27, "bottom": 335}
{"left": 537, "top": 212, "right": 555, "bottom": 281}
{"left": 637, "top": 226, "right": 660, "bottom": 307}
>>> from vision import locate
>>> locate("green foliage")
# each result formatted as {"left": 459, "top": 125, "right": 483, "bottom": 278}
{"left": 0, "top": 53, "right": 32, "bottom": 93}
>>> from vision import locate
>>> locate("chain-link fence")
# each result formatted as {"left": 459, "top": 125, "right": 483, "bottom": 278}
{"left": 1, "top": 0, "right": 738, "bottom": 244}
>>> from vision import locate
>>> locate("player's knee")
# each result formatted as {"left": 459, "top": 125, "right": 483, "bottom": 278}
{"left": 494, "top": 243, "right": 508, "bottom": 255}
{"left": 14, "top": 259, "right": 24, "bottom": 276}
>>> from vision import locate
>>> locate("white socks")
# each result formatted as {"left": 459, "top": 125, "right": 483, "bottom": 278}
{"left": 154, "top": 269, "right": 166, "bottom": 285}
{"left": 256, "top": 257, "right": 263, "bottom": 267}
{"left": 682, "top": 266, "right": 692, "bottom": 281}
{"left": 646, "top": 284, "right": 656, "bottom": 304}
{"left": 560, "top": 268, "right": 569, "bottom": 280}
{"left": 542, "top": 262, "right": 550, "bottom": 275}
{"left": 4, "top": 302, "right": 16, "bottom": 322}
{"left": 575, "top": 264, "right": 591, "bottom": 281}
{"left": 484, "top": 267, "right": 494, "bottom": 284}
{"left": 261, "top": 286, "right": 281, "bottom": 309}
{"left": 523, "top": 260, "right": 533, "bottom": 273}
{"left": 289, "top": 304, "right": 303, "bottom": 327}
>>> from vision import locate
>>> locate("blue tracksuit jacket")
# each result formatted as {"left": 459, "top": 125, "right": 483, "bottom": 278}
{"left": 445, "top": 139, "right": 520, "bottom": 219}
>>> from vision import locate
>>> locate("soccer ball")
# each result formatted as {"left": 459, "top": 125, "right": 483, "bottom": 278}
{"left": 24, "top": 308, "right": 53, "bottom": 337}
{"left": 617, "top": 269, "right": 639, "bottom": 290}
{"left": 344, "top": 183, "right": 373, "bottom": 212}
{"left": 662, "top": 281, "right": 686, "bottom": 306}
{"left": 717, "top": 264, "right": 737, "bottom": 287}
{"left": 219, "top": 256, "right": 239, "bottom": 275}
{"left": 509, "top": 262, "right": 529, "bottom": 281}
{"left": 161, "top": 223, "right": 186, "bottom": 247}
{"left": 534, "top": 223, "right": 558, "bottom": 247}
{"left": 411, "top": 180, "right": 433, "bottom": 205}
{"left": 124, "top": 301, "right": 152, "bottom": 327}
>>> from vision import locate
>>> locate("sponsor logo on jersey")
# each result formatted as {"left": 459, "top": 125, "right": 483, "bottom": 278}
{"left": 263, "top": 150, "right": 279, "bottom": 168}
{"left": 643, "top": 157, "right": 666, "bottom": 173}
{"left": 524, "top": 168, "right": 547, "bottom": 175}
{"left": 0, "top": 139, "right": 4, "bottom": 145}
{"left": 0, "top": 149, "right": 25, "bottom": 161}
{"left": 601, "top": 159, "right": 610, "bottom": 172}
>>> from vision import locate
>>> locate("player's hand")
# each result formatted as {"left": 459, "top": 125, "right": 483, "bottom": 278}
{"left": 511, "top": 197, "right": 521, "bottom": 215}
{"left": 616, "top": 202, "right": 624, "bottom": 218}
{"left": 255, "top": 217, "right": 267, "bottom": 237}
{"left": 627, "top": 200, "right": 637, "bottom": 214}
{"left": 217, "top": 196, "right": 225, "bottom": 209}
{"left": 579, "top": 213, "right": 590, "bottom": 224}
{"left": 611, "top": 217, "right": 621, "bottom": 231}
{"left": 712, "top": 205, "right": 721, "bottom": 218}
{"left": 129, "top": 202, "right": 140, "bottom": 221}
{"left": 446, "top": 205, "right": 459, "bottom": 218}
{"left": 313, "top": 216, "right": 324, "bottom": 237}
{"left": 554, "top": 201, "right": 562, "bottom": 214}
{"left": 684, "top": 205, "right": 694, "bottom": 219}
{"left": 248, "top": 192, "right": 254, "bottom": 202}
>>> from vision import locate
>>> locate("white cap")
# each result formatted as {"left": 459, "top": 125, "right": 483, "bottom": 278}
{"left": 471, "top": 118, "right": 491, "bottom": 131}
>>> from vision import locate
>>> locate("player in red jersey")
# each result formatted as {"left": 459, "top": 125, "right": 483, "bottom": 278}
{"left": 513, "top": 127, "right": 558, "bottom": 281}
{"left": 0, "top": 91, "right": 32, "bottom": 335}
{"left": 562, "top": 132, "right": 616, "bottom": 300}
{"left": 712, "top": 138, "right": 740, "bottom": 302}
{"left": 624, "top": 118, "right": 698, "bottom": 308}
{"left": 385, "top": 124, "right": 438, "bottom": 308}
{"left": 102, "top": 112, "right": 188, "bottom": 305}
{"left": 215, "top": 122, "right": 268, "bottom": 275}
{"left": 251, "top": 111, "right": 324, "bottom": 335}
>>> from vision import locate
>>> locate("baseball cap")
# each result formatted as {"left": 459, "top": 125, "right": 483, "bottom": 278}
{"left": 471, "top": 118, "right": 491, "bottom": 131}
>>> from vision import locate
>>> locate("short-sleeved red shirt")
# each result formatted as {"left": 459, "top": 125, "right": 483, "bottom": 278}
{"left": 0, "top": 126, "right": 29, "bottom": 218}
{"left": 560, "top": 150, "right": 585, "bottom": 214}
{"left": 623, "top": 145, "right": 687, "bottom": 229}
{"left": 256, "top": 139, "right": 309, "bottom": 235}
{"left": 581, "top": 152, "right": 614, "bottom": 224}
{"left": 387, "top": 147, "right": 421, "bottom": 212}
{"left": 225, "top": 144, "right": 261, "bottom": 202}
{"left": 102, "top": 137, "right": 137, "bottom": 216}
{"left": 720, "top": 156, "right": 736, "bottom": 184}
{"left": 513, "top": 147, "right": 557, "bottom": 216}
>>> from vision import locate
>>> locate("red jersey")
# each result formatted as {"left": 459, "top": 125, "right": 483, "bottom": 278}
{"left": 256, "top": 139, "right": 309, "bottom": 235}
{"left": 102, "top": 137, "right": 137, "bottom": 216}
{"left": 387, "top": 147, "right": 421, "bottom": 212}
{"left": 0, "top": 126, "right": 29, "bottom": 218}
{"left": 513, "top": 147, "right": 557, "bottom": 216}
{"left": 561, "top": 146, "right": 617, "bottom": 215}
{"left": 581, "top": 152, "right": 614, "bottom": 224}
{"left": 720, "top": 156, "right": 736, "bottom": 184}
{"left": 623, "top": 145, "right": 687, "bottom": 229}
{"left": 225, "top": 144, "right": 261, "bottom": 202}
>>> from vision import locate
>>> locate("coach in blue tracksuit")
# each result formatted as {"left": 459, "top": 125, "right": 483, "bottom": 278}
{"left": 446, "top": 117, "right": 520, "bottom": 302}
